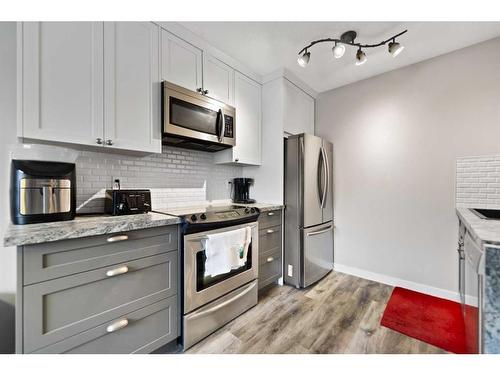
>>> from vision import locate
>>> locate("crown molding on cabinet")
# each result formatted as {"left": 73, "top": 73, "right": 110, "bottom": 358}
{"left": 154, "top": 22, "right": 263, "bottom": 85}
{"left": 262, "top": 67, "right": 318, "bottom": 99}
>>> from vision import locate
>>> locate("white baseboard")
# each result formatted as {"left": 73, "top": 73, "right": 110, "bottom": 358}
{"left": 334, "top": 263, "right": 477, "bottom": 306}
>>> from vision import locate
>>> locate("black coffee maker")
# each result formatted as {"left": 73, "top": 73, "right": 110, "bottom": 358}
{"left": 231, "top": 178, "right": 255, "bottom": 204}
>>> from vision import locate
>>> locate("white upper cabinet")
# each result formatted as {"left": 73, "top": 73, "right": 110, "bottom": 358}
{"left": 202, "top": 53, "right": 235, "bottom": 106}
{"left": 103, "top": 22, "right": 161, "bottom": 153}
{"left": 283, "top": 79, "right": 315, "bottom": 135}
{"left": 20, "top": 22, "right": 104, "bottom": 146}
{"left": 161, "top": 29, "right": 202, "bottom": 92}
{"left": 215, "top": 72, "right": 261, "bottom": 166}
{"left": 19, "top": 22, "right": 162, "bottom": 153}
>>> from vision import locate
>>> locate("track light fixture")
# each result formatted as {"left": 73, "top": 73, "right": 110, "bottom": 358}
{"left": 297, "top": 29, "right": 407, "bottom": 67}
{"left": 332, "top": 41, "right": 345, "bottom": 59}
{"left": 388, "top": 39, "right": 404, "bottom": 57}
{"left": 297, "top": 51, "right": 310, "bottom": 67}
{"left": 355, "top": 48, "right": 367, "bottom": 66}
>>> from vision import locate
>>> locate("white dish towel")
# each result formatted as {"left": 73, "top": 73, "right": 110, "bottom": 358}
{"left": 202, "top": 226, "right": 252, "bottom": 277}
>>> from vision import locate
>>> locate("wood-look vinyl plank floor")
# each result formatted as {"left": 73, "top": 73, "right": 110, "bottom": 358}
{"left": 186, "top": 271, "right": 447, "bottom": 354}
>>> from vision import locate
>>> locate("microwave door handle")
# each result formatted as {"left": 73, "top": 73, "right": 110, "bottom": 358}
{"left": 217, "top": 109, "right": 225, "bottom": 143}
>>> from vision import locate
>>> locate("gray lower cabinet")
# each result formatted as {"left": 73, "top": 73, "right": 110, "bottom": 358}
{"left": 17, "top": 225, "right": 180, "bottom": 354}
{"left": 258, "top": 210, "right": 283, "bottom": 290}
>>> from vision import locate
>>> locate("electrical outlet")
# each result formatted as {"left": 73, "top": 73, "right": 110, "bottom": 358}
{"left": 287, "top": 264, "right": 293, "bottom": 277}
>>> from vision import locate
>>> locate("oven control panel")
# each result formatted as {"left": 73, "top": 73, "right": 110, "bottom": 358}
{"left": 185, "top": 206, "right": 258, "bottom": 224}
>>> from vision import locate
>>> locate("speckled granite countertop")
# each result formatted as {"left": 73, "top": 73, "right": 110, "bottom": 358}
{"left": 4, "top": 212, "right": 181, "bottom": 247}
{"left": 456, "top": 208, "right": 500, "bottom": 246}
{"left": 234, "top": 203, "right": 284, "bottom": 212}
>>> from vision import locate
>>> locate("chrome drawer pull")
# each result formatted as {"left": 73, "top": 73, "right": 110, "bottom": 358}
{"left": 266, "top": 256, "right": 274, "bottom": 263}
{"left": 267, "top": 212, "right": 275, "bottom": 216}
{"left": 107, "top": 234, "right": 129, "bottom": 243}
{"left": 106, "top": 319, "right": 129, "bottom": 333}
{"left": 266, "top": 229, "right": 275, "bottom": 234}
{"left": 106, "top": 266, "right": 129, "bottom": 277}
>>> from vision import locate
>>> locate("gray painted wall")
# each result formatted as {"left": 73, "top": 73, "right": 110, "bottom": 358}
{"left": 316, "top": 37, "right": 500, "bottom": 298}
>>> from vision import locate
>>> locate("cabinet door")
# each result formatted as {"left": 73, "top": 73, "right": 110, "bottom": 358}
{"left": 233, "top": 72, "right": 261, "bottom": 165}
{"left": 21, "top": 22, "right": 104, "bottom": 146}
{"left": 283, "top": 79, "right": 315, "bottom": 135}
{"left": 161, "top": 29, "right": 203, "bottom": 92}
{"left": 104, "top": 22, "right": 161, "bottom": 153}
{"left": 202, "top": 53, "right": 234, "bottom": 105}
{"left": 214, "top": 72, "right": 261, "bottom": 165}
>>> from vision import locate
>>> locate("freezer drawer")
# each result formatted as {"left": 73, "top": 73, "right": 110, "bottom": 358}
{"left": 302, "top": 222, "right": 333, "bottom": 287}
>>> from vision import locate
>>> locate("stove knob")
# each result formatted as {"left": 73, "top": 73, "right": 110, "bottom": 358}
{"left": 117, "top": 202, "right": 126, "bottom": 212}
{"left": 200, "top": 213, "right": 207, "bottom": 220}
{"left": 190, "top": 214, "right": 197, "bottom": 222}
{"left": 244, "top": 208, "right": 250, "bottom": 214}
{"left": 251, "top": 208, "right": 256, "bottom": 213}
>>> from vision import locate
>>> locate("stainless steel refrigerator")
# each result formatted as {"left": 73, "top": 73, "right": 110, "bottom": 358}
{"left": 284, "top": 133, "right": 334, "bottom": 288}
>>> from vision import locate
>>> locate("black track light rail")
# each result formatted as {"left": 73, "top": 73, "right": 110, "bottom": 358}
{"left": 298, "top": 30, "right": 408, "bottom": 55}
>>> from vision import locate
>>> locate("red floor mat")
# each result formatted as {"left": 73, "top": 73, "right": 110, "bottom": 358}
{"left": 380, "top": 287, "right": 467, "bottom": 353}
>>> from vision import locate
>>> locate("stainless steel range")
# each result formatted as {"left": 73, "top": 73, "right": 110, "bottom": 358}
{"left": 155, "top": 204, "right": 260, "bottom": 349}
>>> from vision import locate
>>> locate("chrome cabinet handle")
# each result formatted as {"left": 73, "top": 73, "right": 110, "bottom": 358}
{"left": 105, "top": 266, "right": 129, "bottom": 277}
{"left": 266, "top": 229, "right": 275, "bottom": 234}
{"left": 266, "top": 256, "right": 274, "bottom": 263}
{"left": 306, "top": 225, "right": 333, "bottom": 237}
{"left": 96, "top": 138, "right": 103, "bottom": 145}
{"left": 267, "top": 212, "right": 275, "bottom": 216}
{"left": 106, "top": 318, "right": 129, "bottom": 333}
{"left": 106, "top": 139, "right": 113, "bottom": 146}
{"left": 107, "top": 234, "right": 129, "bottom": 243}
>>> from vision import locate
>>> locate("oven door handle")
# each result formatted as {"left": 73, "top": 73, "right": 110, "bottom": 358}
{"left": 187, "top": 281, "right": 256, "bottom": 319}
{"left": 188, "top": 225, "right": 257, "bottom": 242}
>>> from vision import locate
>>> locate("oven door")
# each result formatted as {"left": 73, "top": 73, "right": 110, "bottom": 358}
{"left": 163, "top": 81, "right": 235, "bottom": 147}
{"left": 184, "top": 222, "right": 258, "bottom": 314}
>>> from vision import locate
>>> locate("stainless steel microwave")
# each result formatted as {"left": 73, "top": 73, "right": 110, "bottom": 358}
{"left": 162, "top": 81, "right": 236, "bottom": 152}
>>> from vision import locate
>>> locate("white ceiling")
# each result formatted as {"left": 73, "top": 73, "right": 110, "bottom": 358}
{"left": 179, "top": 22, "right": 500, "bottom": 93}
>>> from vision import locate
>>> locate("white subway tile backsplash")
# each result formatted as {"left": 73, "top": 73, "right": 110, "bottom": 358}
{"left": 72, "top": 145, "right": 241, "bottom": 213}
{"left": 456, "top": 155, "right": 500, "bottom": 208}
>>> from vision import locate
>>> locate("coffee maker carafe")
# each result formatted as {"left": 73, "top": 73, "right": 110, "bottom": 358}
{"left": 231, "top": 178, "right": 255, "bottom": 204}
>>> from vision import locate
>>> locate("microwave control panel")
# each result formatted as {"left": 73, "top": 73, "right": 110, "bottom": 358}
{"left": 224, "top": 115, "right": 234, "bottom": 138}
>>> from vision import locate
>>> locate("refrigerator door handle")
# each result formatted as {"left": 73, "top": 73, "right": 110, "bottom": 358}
{"left": 321, "top": 146, "right": 328, "bottom": 209}
{"left": 306, "top": 225, "right": 334, "bottom": 237}
{"left": 317, "top": 147, "right": 323, "bottom": 208}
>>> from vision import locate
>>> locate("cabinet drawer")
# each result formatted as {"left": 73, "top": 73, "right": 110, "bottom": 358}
{"left": 259, "top": 247, "right": 281, "bottom": 266}
{"left": 259, "top": 256, "right": 281, "bottom": 290}
{"left": 23, "top": 251, "right": 178, "bottom": 353}
{"left": 258, "top": 210, "right": 282, "bottom": 229}
{"left": 33, "top": 296, "right": 178, "bottom": 354}
{"left": 23, "top": 226, "right": 178, "bottom": 285}
{"left": 259, "top": 225, "right": 281, "bottom": 253}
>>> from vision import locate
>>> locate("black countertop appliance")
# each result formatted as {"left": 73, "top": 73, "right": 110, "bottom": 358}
{"left": 10, "top": 160, "right": 76, "bottom": 225}
{"left": 231, "top": 177, "right": 255, "bottom": 204}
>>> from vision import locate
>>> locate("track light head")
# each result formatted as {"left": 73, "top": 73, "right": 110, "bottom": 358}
{"left": 297, "top": 51, "right": 311, "bottom": 67}
{"left": 388, "top": 40, "right": 404, "bottom": 57}
{"left": 332, "top": 42, "right": 346, "bottom": 59}
{"left": 355, "top": 49, "right": 367, "bottom": 66}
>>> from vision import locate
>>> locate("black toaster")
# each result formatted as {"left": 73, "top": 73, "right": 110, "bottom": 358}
{"left": 105, "top": 189, "right": 152, "bottom": 216}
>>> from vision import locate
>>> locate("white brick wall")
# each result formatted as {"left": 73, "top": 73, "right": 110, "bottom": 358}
{"left": 74, "top": 145, "right": 242, "bottom": 213}
{"left": 456, "top": 155, "right": 500, "bottom": 209}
